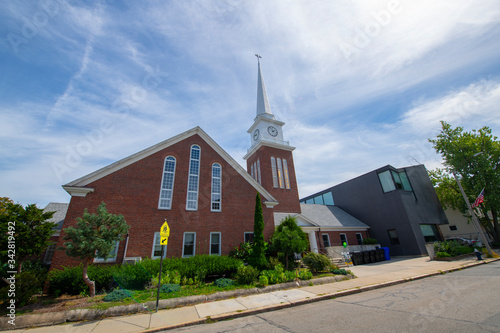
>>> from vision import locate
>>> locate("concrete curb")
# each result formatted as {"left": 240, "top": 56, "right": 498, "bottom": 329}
{"left": 143, "top": 258, "right": 500, "bottom": 333}
{"left": 0, "top": 274, "right": 353, "bottom": 330}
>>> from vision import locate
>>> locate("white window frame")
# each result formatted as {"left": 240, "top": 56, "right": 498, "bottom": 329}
{"left": 186, "top": 145, "right": 201, "bottom": 211}
{"left": 182, "top": 232, "right": 196, "bottom": 258}
{"left": 282, "top": 159, "right": 290, "bottom": 189}
{"left": 271, "top": 157, "right": 278, "bottom": 188}
{"left": 277, "top": 158, "right": 284, "bottom": 188}
{"left": 158, "top": 156, "right": 176, "bottom": 210}
{"left": 356, "top": 233, "right": 363, "bottom": 245}
{"left": 151, "top": 232, "right": 167, "bottom": 259}
{"left": 340, "top": 233, "right": 348, "bottom": 246}
{"left": 322, "top": 234, "right": 331, "bottom": 248}
{"left": 211, "top": 163, "right": 222, "bottom": 212}
{"left": 210, "top": 232, "right": 221, "bottom": 255}
{"left": 94, "top": 241, "right": 119, "bottom": 263}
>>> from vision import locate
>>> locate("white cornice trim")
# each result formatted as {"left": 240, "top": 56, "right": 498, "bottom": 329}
{"left": 244, "top": 140, "right": 296, "bottom": 160}
{"left": 62, "top": 186, "right": 94, "bottom": 197}
{"left": 63, "top": 127, "right": 279, "bottom": 206}
{"left": 263, "top": 201, "right": 279, "bottom": 208}
{"left": 300, "top": 226, "right": 370, "bottom": 232}
{"left": 247, "top": 117, "right": 285, "bottom": 134}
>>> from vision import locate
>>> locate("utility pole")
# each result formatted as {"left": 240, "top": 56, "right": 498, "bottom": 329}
{"left": 452, "top": 171, "right": 493, "bottom": 257}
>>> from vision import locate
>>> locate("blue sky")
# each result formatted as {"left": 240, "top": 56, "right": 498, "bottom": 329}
{"left": 1, "top": 0, "right": 500, "bottom": 208}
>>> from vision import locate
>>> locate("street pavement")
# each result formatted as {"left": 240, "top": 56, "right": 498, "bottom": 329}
{"left": 9, "top": 255, "right": 499, "bottom": 333}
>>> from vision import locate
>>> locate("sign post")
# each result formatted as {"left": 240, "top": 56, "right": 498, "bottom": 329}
{"left": 156, "top": 220, "right": 170, "bottom": 312}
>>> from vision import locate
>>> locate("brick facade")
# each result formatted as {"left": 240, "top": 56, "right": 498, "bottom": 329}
{"left": 246, "top": 145, "right": 301, "bottom": 213}
{"left": 50, "top": 133, "right": 276, "bottom": 270}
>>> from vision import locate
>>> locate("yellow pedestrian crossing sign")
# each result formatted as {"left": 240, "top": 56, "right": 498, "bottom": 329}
{"left": 160, "top": 220, "right": 170, "bottom": 245}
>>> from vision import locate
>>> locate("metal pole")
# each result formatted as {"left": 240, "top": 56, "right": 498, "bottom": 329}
{"left": 452, "top": 171, "right": 493, "bottom": 257}
{"left": 155, "top": 245, "right": 165, "bottom": 312}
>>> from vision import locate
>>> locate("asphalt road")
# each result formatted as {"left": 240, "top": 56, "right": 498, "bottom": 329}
{"left": 164, "top": 260, "right": 500, "bottom": 332}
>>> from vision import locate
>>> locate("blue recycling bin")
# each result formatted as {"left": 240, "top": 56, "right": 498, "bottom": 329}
{"left": 382, "top": 247, "right": 390, "bottom": 260}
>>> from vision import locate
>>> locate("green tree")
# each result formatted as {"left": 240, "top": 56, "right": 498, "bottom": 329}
{"left": 0, "top": 199, "right": 55, "bottom": 274}
{"left": 270, "top": 216, "right": 309, "bottom": 270}
{"left": 248, "top": 193, "right": 267, "bottom": 269}
{"left": 59, "top": 202, "right": 130, "bottom": 297}
{"left": 429, "top": 121, "right": 500, "bottom": 242}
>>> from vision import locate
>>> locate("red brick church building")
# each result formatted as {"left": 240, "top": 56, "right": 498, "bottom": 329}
{"left": 49, "top": 59, "right": 368, "bottom": 269}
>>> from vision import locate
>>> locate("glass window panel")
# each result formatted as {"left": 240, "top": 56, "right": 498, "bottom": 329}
{"left": 256, "top": 159, "right": 261, "bottom": 184}
{"left": 322, "top": 234, "right": 330, "bottom": 248}
{"left": 392, "top": 170, "right": 403, "bottom": 190}
{"left": 210, "top": 233, "right": 221, "bottom": 255}
{"left": 305, "top": 198, "right": 314, "bottom": 204}
{"left": 356, "top": 233, "right": 363, "bottom": 245}
{"left": 340, "top": 233, "right": 347, "bottom": 245}
{"left": 378, "top": 170, "right": 396, "bottom": 193}
{"left": 152, "top": 232, "right": 167, "bottom": 258}
{"left": 186, "top": 146, "right": 200, "bottom": 211}
{"left": 271, "top": 157, "right": 278, "bottom": 188}
{"left": 183, "top": 232, "right": 195, "bottom": 257}
{"left": 323, "top": 192, "right": 334, "bottom": 205}
{"left": 283, "top": 159, "right": 291, "bottom": 189}
{"left": 211, "top": 163, "right": 222, "bottom": 212}
{"left": 313, "top": 195, "right": 324, "bottom": 205}
{"left": 399, "top": 172, "right": 412, "bottom": 191}
{"left": 277, "top": 158, "right": 284, "bottom": 188}
{"left": 159, "top": 156, "right": 176, "bottom": 209}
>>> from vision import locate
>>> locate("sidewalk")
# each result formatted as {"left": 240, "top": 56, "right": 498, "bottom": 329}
{"left": 10, "top": 256, "right": 499, "bottom": 333}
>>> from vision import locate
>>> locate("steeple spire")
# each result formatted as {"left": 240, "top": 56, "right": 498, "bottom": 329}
{"left": 255, "top": 54, "right": 275, "bottom": 120}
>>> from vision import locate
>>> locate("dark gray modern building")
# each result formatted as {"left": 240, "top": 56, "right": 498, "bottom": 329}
{"left": 300, "top": 164, "right": 448, "bottom": 256}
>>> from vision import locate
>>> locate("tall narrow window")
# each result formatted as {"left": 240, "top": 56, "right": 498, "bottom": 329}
{"left": 282, "top": 159, "right": 290, "bottom": 189}
{"left": 251, "top": 163, "right": 255, "bottom": 179}
{"left": 94, "top": 241, "right": 119, "bottom": 262}
{"left": 159, "top": 156, "right": 176, "bottom": 209}
{"left": 211, "top": 163, "right": 221, "bottom": 212}
{"left": 271, "top": 157, "right": 278, "bottom": 188}
{"left": 277, "top": 158, "right": 284, "bottom": 188}
{"left": 183, "top": 232, "right": 196, "bottom": 257}
{"left": 356, "top": 233, "right": 363, "bottom": 245}
{"left": 340, "top": 233, "right": 348, "bottom": 245}
{"left": 210, "top": 232, "right": 221, "bottom": 255}
{"left": 152, "top": 232, "right": 167, "bottom": 259}
{"left": 388, "top": 229, "right": 400, "bottom": 245}
{"left": 186, "top": 145, "right": 200, "bottom": 210}
{"left": 322, "top": 234, "right": 331, "bottom": 248}
{"left": 43, "top": 244, "right": 56, "bottom": 264}
{"left": 256, "top": 159, "right": 261, "bottom": 184}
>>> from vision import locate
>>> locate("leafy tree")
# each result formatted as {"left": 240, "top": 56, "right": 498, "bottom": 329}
{"left": 248, "top": 193, "right": 267, "bottom": 269}
{"left": 270, "top": 216, "right": 309, "bottom": 270}
{"left": 0, "top": 199, "right": 55, "bottom": 274}
{"left": 59, "top": 202, "right": 129, "bottom": 297}
{"left": 429, "top": 121, "right": 500, "bottom": 243}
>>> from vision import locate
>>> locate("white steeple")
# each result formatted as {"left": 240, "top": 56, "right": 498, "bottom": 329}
{"left": 244, "top": 55, "right": 294, "bottom": 160}
{"left": 255, "top": 54, "right": 275, "bottom": 120}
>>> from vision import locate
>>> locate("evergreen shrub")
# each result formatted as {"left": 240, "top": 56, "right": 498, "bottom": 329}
{"left": 235, "top": 265, "right": 259, "bottom": 285}
{"left": 302, "top": 252, "right": 332, "bottom": 273}
{"left": 103, "top": 289, "right": 132, "bottom": 302}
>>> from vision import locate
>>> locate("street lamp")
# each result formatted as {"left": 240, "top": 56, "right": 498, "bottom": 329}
{"left": 451, "top": 170, "right": 494, "bottom": 257}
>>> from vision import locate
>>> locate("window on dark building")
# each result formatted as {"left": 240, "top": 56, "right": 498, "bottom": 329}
{"left": 356, "top": 233, "right": 363, "bottom": 245}
{"left": 388, "top": 229, "right": 400, "bottom": 245}
{"left": 449, "top": 225, "right": 458, "bottom": 231}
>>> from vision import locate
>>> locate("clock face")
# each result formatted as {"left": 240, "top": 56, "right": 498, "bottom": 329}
{"left": 268, "top": 126, "right": 278, "bottom": 137}
{"left": 253, "top": 129, "right": 260, "bottom": 141}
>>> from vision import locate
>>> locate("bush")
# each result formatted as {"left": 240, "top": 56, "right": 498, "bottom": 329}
{"left": 331, "top": 268, "right": 349, "bottom": 275}
{"left": 103, "top": 289, "right": 132, "bottom": 302}
{"left": 229, "top": 242, "right": 253, "bottom": 262}
{"left": 48, "top": 264, "right": 117, "bottom": 296}
{"left": 113, "top": 263, "right": 152, "bottom": 290}
{"left": 298, "top": 269, "right": 313, "bottom": 280}
{"left": 362, "top": 237, "right": 378, "bottom": 245}
{"left": 302, "top": 252, "right": 332, "bottom": 273}
{"left": 213, "top": 278, "right": 234, "bottom": 288}
{"left": 160, "top": 283, "right": 181, "bottom": 293}
{"left": 259, "top": 275, "right": 269, "bottom": 287}
{"left": 0, "top": 271, "right": 42, "bottom": 307}
{"left": 235, "top": 265, "right": 259, "bottom": 285}
{"left": 436, "top": 252, "right": 452, "bottom": 258}
{"left": 434, "top": 240, "right": 473, "bottom": 257}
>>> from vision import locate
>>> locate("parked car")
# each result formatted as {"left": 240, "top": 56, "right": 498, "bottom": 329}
{"left": 446, "top": 237, "right": 478, "bottom": 246}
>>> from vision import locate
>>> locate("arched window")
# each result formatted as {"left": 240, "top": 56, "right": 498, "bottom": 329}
{"left": 277, "top": 158, "right": 284, "bottom": 188}
{"left": 159, "top": 156, "right": 176, "bottom": 209}
{"left": 211, "top": 163, "right": 221, "bottom": 211}
{"left": 186, "top": 145, "right": 200, "bottom": 210}
{"left": 271, "top": 157, "right": 278, "bottom": 188}
{"left": 282, "top": 159, "right": 290, "bottom": 189}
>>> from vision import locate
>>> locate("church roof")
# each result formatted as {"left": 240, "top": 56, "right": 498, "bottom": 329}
{"left": 255, "top": 57, "right": 275, "bottom": 120}
{"left": 63, "top": 127, "right": 278, "bottom": 206}
{"left": 274, "top": 204, "right": 369, "bottom": 230}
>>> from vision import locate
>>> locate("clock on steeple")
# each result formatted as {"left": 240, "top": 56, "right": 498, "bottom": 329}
{"left": 243, "top": 55, "right": 301, "bottom": 213}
